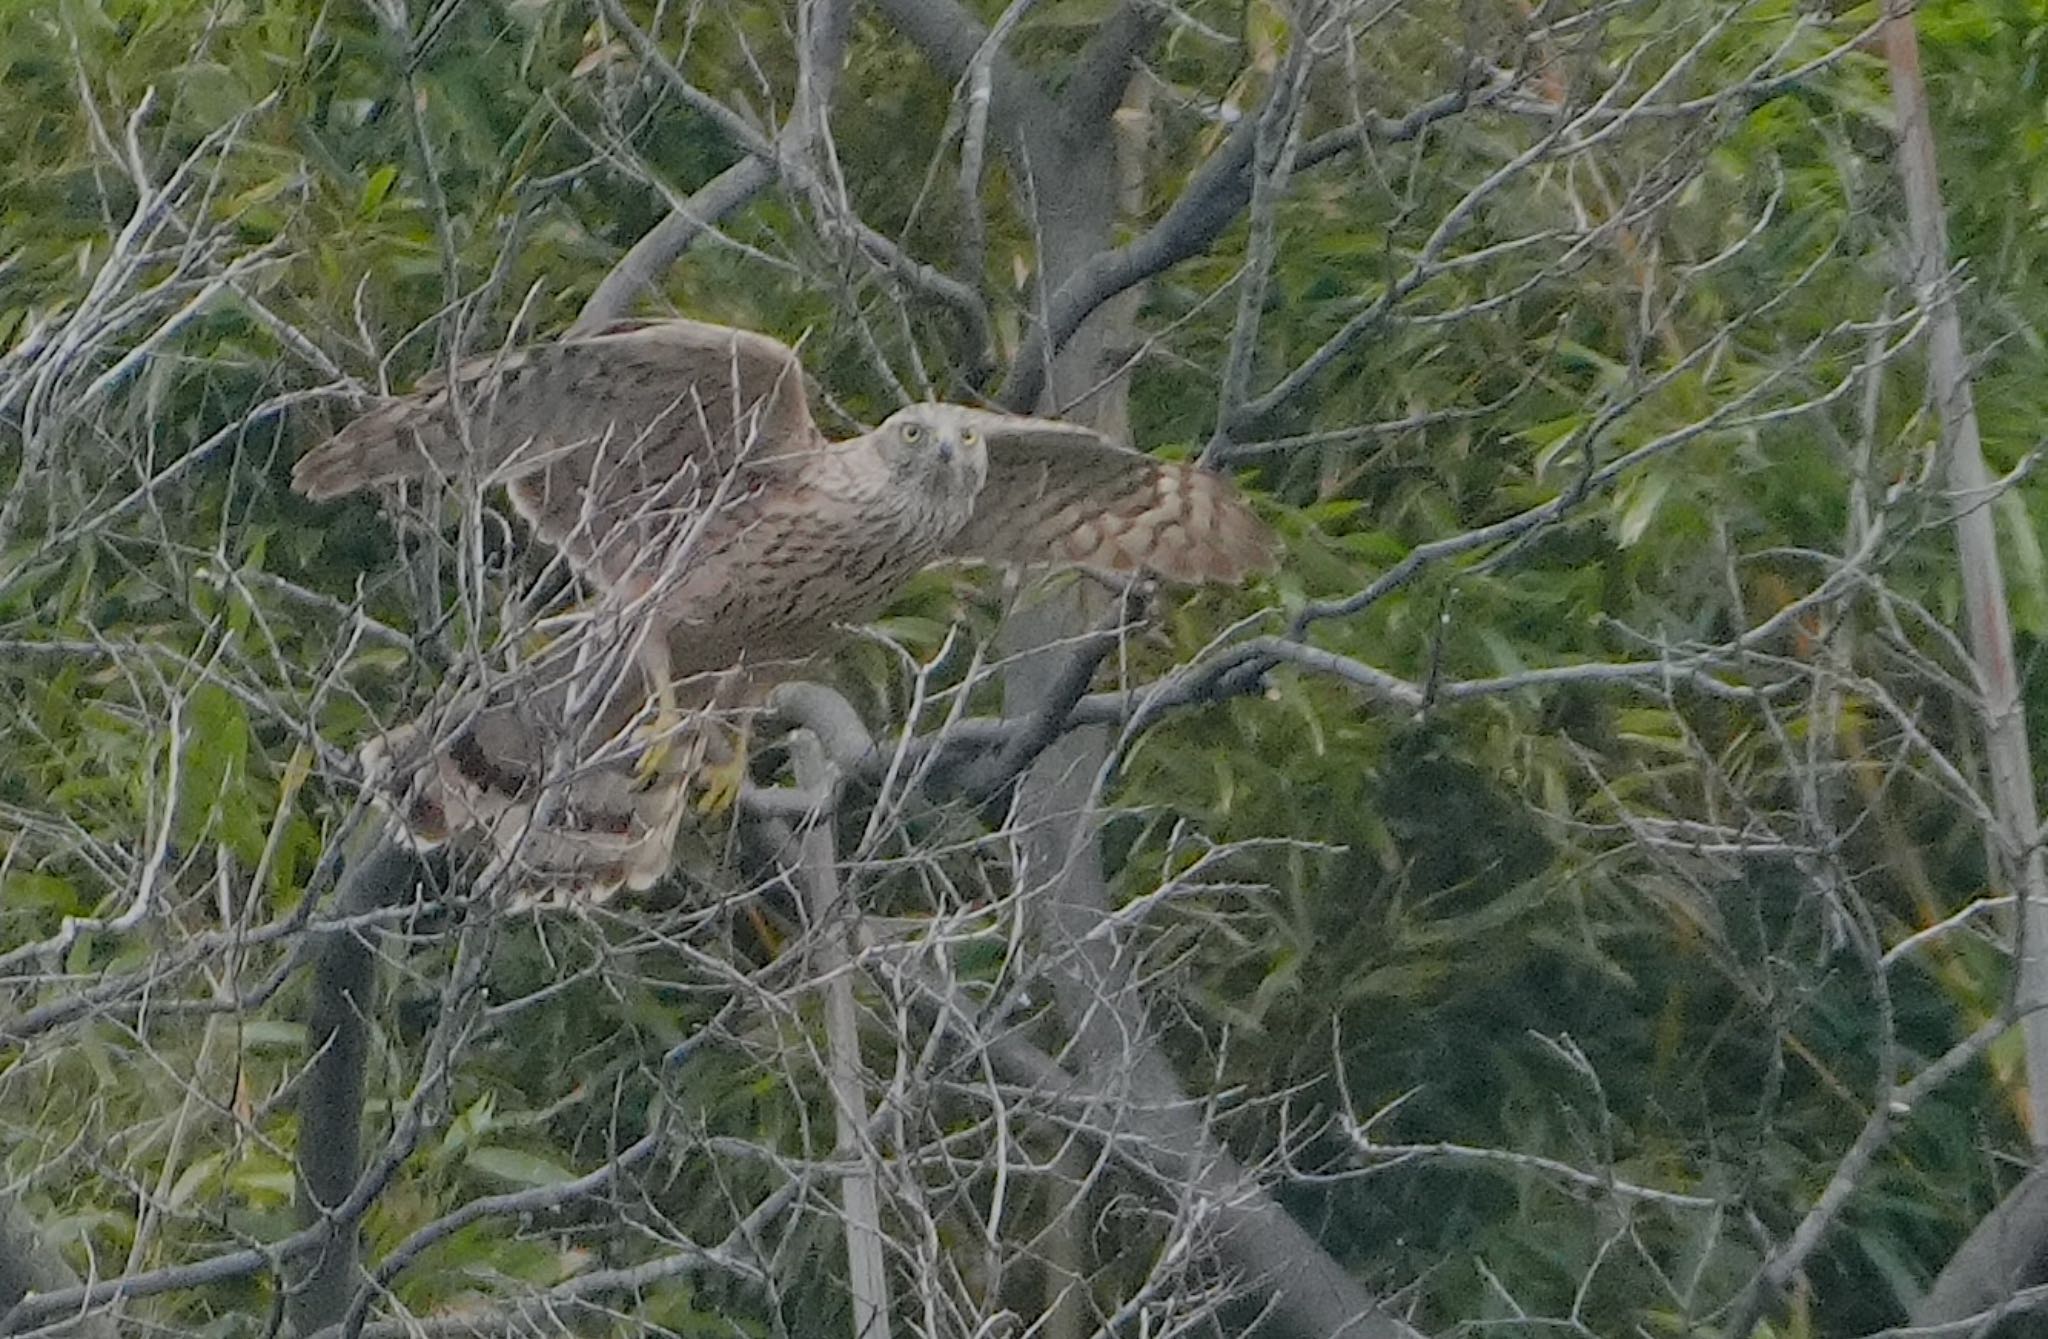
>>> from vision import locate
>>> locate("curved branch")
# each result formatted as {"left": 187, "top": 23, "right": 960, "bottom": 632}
{"left": 1724, "top": 1013, "right": 2016, "bottom": 1337}
{"left": 1061, "top": 0, "right": 1166, "bottom": 133}
{"left": 576, "top": 156, "right": 778, "bottom": 333}
{"left": 579, "top": 0, "right": 995, "bottom": 366}
{"left": 1914, "top": 1167, "right": 2048, "bottom": 1326}
{"left": 951, "top": 597, "right": 1135, "bottom": 798}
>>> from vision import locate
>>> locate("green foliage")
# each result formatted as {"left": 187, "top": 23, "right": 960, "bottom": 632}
{"left": 5, "top": 0, "right": 2048, "bottom": 1333}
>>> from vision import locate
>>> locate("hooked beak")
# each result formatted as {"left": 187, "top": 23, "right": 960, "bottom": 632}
{"left": 937, "top": 435, "right": 957, "bottom": 464}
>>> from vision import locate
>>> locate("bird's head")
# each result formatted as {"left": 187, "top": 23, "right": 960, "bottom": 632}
{"left": 876, "top": 404, "right": 990, "bottom": 497}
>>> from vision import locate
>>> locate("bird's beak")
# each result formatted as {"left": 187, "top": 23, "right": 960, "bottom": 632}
{"left": 937, "top": 435, "right": 957, "bottom": 464}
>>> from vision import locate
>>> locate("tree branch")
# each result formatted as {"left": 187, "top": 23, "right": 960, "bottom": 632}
{"left": 868, "top": 0, "right": 1056, "bottom": 137}
{"left": 575, "top": 155, "right": 778, "bottom": 333}
{"left": 1060, "top": 0, "right": 1165, "bottom": 133}
{"left": 0, "top": 1196, "right": 117, "bottom": 1339}
{"left": 918, "top": 957, "right": 1428, "bottom": 1339}
{"left": 590, "top": 0, "right": 775, "bottom": 158}
{"left": 331, "top": 1124, "right": 669, "bottom": 1335}
{"left": 581, "top": 0, "right": 994, "bottom": 366}
{"left": 1725, "top": 1012, "right": 2015, "bottom": 1337}
{"left": 999, "top": 84, "right": 1490, "bottom": 413}
{"left": 288, "top": 828, "right": 423, "bottom": 1337}
{"left": 1914, "top": 1167, "right": 2048, "bottom": 1325}
{"left": 950, "top": 596, "right": 1134, "bottom": 799}
{"left": 1881, "top": 0, "right": 2048, "bottom": 1154}
{"left": 790, "top": 732, "right": 893, "bottom": 1339}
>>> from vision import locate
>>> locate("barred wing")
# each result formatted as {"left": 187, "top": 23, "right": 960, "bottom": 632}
{"left": 292, "top": 318, "right": 822, "bottom": 584}
{"left": 944, "top": 412, "right": 1276, "bottom": 584}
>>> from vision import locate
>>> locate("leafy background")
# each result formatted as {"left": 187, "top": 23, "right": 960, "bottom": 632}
{"left": 5, "top": 0, "right": 2048, "bottom": 1333}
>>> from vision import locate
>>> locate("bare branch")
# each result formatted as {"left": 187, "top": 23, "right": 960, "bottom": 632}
{"left": 791, "top": 732, "right": 893, "bottom": 1339}
{"left": 0, "top": 1197, "right": 116, "bottom": 1339}
{"left": 1912, "top": 1166, "right": 2048, "bottom": 1326}
{"left": 287, "top": 830, "right": 423, "bottom": 1336}
{"left": 576, "top": 156, "right": 777, "bottom": 333}
{"left": 999, "top": 81, "right": 1496, "bottom": 413}
{"left": 869, "top": 0, "right": 1057, "bottom": 138}
{"left": 1060, "top": 0, "right": 1166, "bottom": 133}
{"left": 1882, "top": 0, "right": 2048, "bottom": 1151}
{"left": 1725, "top": 1012, "right": 2016, "bottom": 1337}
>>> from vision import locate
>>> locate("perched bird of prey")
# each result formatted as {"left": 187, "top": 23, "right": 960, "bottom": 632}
{"left": 296, "top": 317, "right": 1275, "bottom": 898}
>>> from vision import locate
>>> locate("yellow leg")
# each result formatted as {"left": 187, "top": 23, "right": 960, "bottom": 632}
{"left": 633, "top": 675, "right": 684, "bottom": 788}
{"left": 693, "top": 713, "right": 752, "bottom": 814}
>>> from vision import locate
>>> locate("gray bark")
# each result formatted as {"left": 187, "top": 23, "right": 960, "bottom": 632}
{"left": 1916, "top": 1168, "right": 2048, "bottom": 1324}
{"left": 288, "top": 832, "right": 422, "bottom": 1336}
{"left": 981, "top": 19, "right": 1419, "bottom": 1337}
{"left": 1884, "top": 0, "right": 2048, "bottom": 1148}
{"left": 0, "top": 1196, "right": 117, "bottom": 1339}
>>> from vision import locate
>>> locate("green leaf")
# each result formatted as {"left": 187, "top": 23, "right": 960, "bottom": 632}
{"left": 167, "top": 1153, "right": 225, "bottom": 1210}
{"left": 2, "top": 870, "right": 81, "bottom": 913}
{"left": 360, "top": 164, "right": 399, "bottom": 218}
{"left": 466, "top": 1146, "right": 577, "bottom": 1189}
{"left": 1614, "top": 470, "right": 1673, "bottom": 548}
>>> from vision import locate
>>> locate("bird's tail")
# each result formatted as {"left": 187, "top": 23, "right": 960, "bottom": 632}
{"left": 360, "top": 699, "right": 692, "bottom": 904}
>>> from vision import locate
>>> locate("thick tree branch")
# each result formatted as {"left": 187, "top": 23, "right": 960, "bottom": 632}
{"left": 1914, "top": 1167, "right": 2048, "bottom": 1324}
{"left": 1000, "top": 111, "right": 1253, "bottom": 413}
{"left": 868, "top": 0, "right": 1057, "bottom": 137}
{"left": 288, "top": 828, "right": 423, "bottom": 1337}
{"left": 999, "top": 84, "right": 1490, "bottom": 413}
{"left": 1725, "top": 1012, "right": 2015, "bottom": 1337}
{"left": 576, "top": 156, "right": 777, "bottom": 333}
{"left": 759, "top": 674, "right": 1427, "bottom": 1339}
{"left": 924, "top": 947, "right": 1427, "bottom": 1339}
{"left": 737, "top": 627, "right": 1795, "bottom": 825}
{"left": 951, "top": 597, "right": 1133, "bottom": 799}
{"left": 1060, "top": 0, "right": 1165, "bottom": 133}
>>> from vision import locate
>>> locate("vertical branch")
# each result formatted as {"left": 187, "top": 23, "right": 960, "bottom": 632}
{"left": 981, "top": 17, "right": 1416, "bottom": 1333}
{"left": 793, "top": 732, "right": 892, "bottom": 1339}
{"left": 957, "top": 0, "right": 1045, "bottom": 291}
{"left": 288, "top": 828, "right": 420, "bottom": 1337}
{"left": 1003, "top": 73, "right": 1158, "bottom": 1339}
{"left": 1883, "top": 2, "right": 2048, "bottom": 1148}
{"left": 1207, "top": 16, "right": 1317, "bottom": 460}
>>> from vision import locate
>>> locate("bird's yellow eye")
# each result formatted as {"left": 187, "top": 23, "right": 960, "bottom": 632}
{"left": 902, "top": 423, "right": 923, "bottom": 443}
{"left": 960, "top": 428, "right": 978, "bottom": 445}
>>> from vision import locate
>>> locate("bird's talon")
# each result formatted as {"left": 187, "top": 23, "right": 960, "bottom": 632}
{"left": 694, "top": 754, "right": 746, "bottom": 814}
{"left": 633, "top": 735, "right": 674, "bottom": 789}
{"left": 633, "top": 681, "right": 685, "bottom": 788}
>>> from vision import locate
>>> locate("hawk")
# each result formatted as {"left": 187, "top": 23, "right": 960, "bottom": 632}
{"left": 296, "top": 317, "right": 1274, "bottom": 898}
